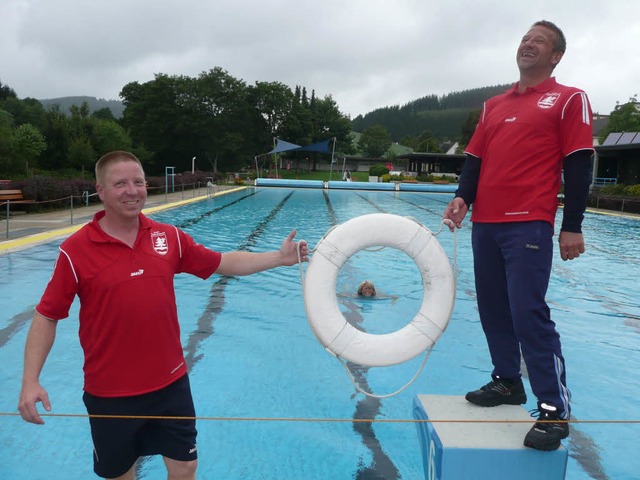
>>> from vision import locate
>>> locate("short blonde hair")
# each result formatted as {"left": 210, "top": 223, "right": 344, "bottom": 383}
{"left": 357, "top": 280, "right": 376, "bottom": 296}
{"left": 95, "top": 151, "right": 143, "bottom": 186}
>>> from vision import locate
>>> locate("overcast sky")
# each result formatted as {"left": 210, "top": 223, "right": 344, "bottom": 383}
{"left": 1, "top": 0, "right": 638, "bottom": 119}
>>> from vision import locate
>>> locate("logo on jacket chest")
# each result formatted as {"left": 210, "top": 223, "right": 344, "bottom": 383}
{"left": 151, "top": 231, "right": 169, "bottom": 255}
{"left": 537, "top": 92, "right": 561, "bottom": 109}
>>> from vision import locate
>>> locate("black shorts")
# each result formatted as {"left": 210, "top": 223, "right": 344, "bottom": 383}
{"left": 82, "top": 374, "right": 198, "bottom": 479}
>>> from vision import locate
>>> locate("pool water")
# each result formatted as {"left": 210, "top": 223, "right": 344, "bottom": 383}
{"left": 1, "top": 188, "right": 639, "bottom": 479}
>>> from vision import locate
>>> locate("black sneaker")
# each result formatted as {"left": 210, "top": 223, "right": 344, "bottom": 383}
{"left": 465, "top": 377, "right": 527, "bottom": 407}
{"left": 523, "top": 403, "right": 570, "bottom": 451}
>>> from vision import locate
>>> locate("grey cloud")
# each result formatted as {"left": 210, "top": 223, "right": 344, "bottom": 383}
{"left": 1, "top": 0, "right": 638, "bottom": 117}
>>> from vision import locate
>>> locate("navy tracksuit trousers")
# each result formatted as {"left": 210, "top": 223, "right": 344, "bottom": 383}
{"left": 472, "top": 221, "right": 571, "bottom": 418}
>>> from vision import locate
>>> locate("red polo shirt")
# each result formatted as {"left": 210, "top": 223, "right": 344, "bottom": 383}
{"left": 37, "top": 211, "right": 222, "bottom": 397}
{"left": 465, "top": 77, "right": 594, "bottom": 225}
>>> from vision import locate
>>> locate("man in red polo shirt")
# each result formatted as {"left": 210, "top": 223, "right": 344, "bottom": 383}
{"left": 444, "top": 20, "right": 593, "bottom": 451}
{"left": 18, "top": 150, "right": 310, "bottom": 479}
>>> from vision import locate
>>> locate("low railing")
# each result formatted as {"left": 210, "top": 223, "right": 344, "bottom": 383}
{"left": 593, "top": 177, "right": 617, "bottom": 188}
{"left": 589, "top": 195, "right": 640, "bottom": 214}
{"left": 1, "top": 182, "right": 215, "bottom": 239}
{"left": 1, "top": 192, "right": 100, "bottom": 239}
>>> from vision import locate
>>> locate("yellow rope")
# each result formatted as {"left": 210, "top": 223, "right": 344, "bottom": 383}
{"left": 1, "top": 412, "right": 639, "bottom": 424}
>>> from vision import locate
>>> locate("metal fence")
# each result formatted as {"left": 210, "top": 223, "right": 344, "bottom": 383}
{"left": 589, "top": 195, "right": 640, "bottom": 214}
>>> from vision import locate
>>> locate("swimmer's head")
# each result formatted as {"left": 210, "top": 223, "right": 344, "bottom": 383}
{"left": 357, "top": 280, "right": 376, "bottom": 297}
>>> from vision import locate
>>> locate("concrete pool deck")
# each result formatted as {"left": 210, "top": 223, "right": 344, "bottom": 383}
{"left": 0, "top": 186, "right": 245, "bottom": 254}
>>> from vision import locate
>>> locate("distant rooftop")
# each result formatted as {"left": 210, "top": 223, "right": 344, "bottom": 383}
{"left": 601, "top": 132, "right": 640, "bottom": 146}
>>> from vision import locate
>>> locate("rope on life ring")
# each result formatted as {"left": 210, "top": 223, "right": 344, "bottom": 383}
{"left": 303, "top": 213, "right": 456, "bottom": 370}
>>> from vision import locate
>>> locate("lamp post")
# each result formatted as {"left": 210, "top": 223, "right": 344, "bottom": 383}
{"left": 165, "top": 166, "right": 175, "bottom": 203}
{"left": 192, "top": 156, "right": 196, "bottom": 174}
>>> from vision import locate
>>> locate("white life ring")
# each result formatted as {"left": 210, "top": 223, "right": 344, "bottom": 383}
{"left": 304, "top": 213, "right": 455, "bottom": 367}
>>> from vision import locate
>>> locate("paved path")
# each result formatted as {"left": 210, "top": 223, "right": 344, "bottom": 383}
{"left": 0, "top": 186, "right": 243, "bottom": 254}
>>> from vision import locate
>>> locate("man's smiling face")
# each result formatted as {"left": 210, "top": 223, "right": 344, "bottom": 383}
{"left": 96, "top": 160, "right": 148, "bottom": 220}
{"left": 516, "top": 25, "right": 564, "bottom": 73}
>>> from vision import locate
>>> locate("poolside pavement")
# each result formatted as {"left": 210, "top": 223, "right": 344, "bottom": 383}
{"left": 0, "top": 186, "right": 244, "bottom": 254}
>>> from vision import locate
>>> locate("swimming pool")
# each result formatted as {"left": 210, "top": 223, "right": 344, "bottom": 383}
{"left": 1, "top": 187, "right": 639, "bottom": 479}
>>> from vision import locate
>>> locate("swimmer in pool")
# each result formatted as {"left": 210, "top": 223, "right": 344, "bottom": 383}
{"left": 357, "top": 280, "right": 376, "bottom": 297}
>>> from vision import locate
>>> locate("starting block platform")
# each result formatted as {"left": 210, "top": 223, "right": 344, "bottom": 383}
{"left": 413, "top": 395, "right": 567, "bottom": 480}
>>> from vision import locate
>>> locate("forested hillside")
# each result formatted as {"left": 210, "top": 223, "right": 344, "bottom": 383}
{"left": 0, "top": 70, "right": 353, "bottom": 176}
{"left": 35, "top": 84, "right": 511, "bottom": 142}
{"left": 1, "top": 81, "right": 512, "bottom": 179}
{"left": 38, "top": 96, "right": 125, "bottom": 118}
{"left": 352, "top": 84, "right": 511, "bottom": 141}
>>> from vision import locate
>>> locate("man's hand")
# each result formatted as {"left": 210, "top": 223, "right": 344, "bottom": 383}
{"left": 443, "top": 197, "right": 469, "bottom": 231}
{"left": 218, "top": 230, "right": 310, "bottom": 276}
{"left": 279, "top": 229, "right": 309, "bottom": 266}
{"left": 558, "top": 230, "right": 585, "bottom": 261}
{"left": 18, "top": 381, "right": 51, "bottom": 425}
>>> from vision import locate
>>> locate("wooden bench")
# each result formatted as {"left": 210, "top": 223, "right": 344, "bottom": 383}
{"left": 0, "top": 190, "right": 36, "bottom": 217}
{"left": 0, "top": 189, "right": 35, "bottom": 206}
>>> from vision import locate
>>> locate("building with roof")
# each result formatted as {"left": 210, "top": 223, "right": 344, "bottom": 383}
{"left": 396, "top": 152, "right": 465, "bottom": 178}
{"left": 594, "top": 132, "right": 640, "bottom": 186}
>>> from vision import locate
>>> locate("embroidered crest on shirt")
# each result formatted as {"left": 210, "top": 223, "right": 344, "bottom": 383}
{"left": 537, "top": 93, "right": 561, "bottom": 109}
{"left": 151, "top": 231, "right": 169, "bottom": 255}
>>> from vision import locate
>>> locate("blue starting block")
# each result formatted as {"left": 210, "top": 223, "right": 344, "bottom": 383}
{"left": 413, "top": 395, "right": 567, "bottom": 480}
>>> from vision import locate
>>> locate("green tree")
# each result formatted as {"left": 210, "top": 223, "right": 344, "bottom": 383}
{"left": 91, "top": 107, "right": 117, "bottom": 121}
{"left": 9, "top": 123, "right": 47, "bottom": 174}
{"left": 0, "top": 97, "right": 47, "bottom": 131}
{"left": 250, "top": 81, "right": 294, "bottom": 137}
{"left": 91, "top": 119, "right": 132, "bottom": 156}
{"left": 121, "top": 73, "right": 187, "bottom": 170}
{"left": 0, "top": 80, "right": 17, "bottom": 101}
{"left": 122, "top": 68, "right": 264, "bottom": 173}
{"left": 182, "top": 68, "right": 256, "bottom": 172}
{"left": 69, "top": 102, "right": 91, "bottom": 120}
{"left": 311, "top": 95, "right": 354, "bottom": 152}
{"left": 301, "top": 94, "right": 354, "bottom": 169}
{"left": 358, "top": 124, "right": 392, "bottom": 157}
{"left": 280, "top": 87, "right": 313, "bottom": 146}
{"left": 120, "top": 69, "right": 353, "bottom": 174}
{"left": 40, "top": 105, "right": 71, "bottom": 171}
{"left": 459, "top": 110, "right": 481, "bottom": 148}
{"left": 68, "top": 101, "right": 93, "bottom": 141}
{"left": 0, "top": 109, "right": 15, "bottom": 171}
{"left": 598, "top": 97, "right": 640, "bottom": 143}
{"left": 399, "top": 135, "right": 418, "bottom": 150}
{"left": 68, "top": 135, "right": 95, "bottom": 172}
{"left": 415, "top": 130, "right": 443, "bottom": 153}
